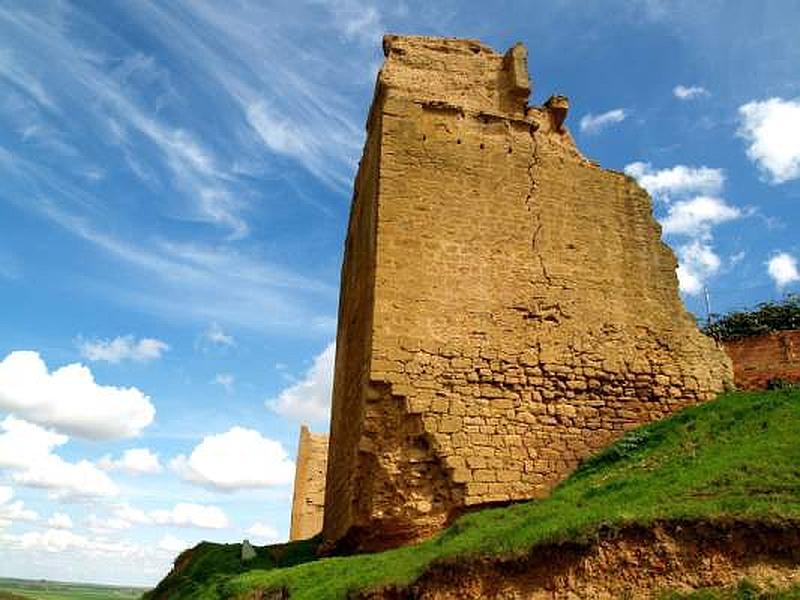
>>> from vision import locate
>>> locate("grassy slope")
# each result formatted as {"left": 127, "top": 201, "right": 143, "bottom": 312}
{"left": 151, "top": 389, "right": 800, "bottom": 600}
{"left": 142, "top": 538, "right": 318, "bottom": 600}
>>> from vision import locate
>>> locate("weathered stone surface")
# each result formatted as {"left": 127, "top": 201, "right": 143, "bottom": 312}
{"left": 322, "top": 35, "right": 732, "bottom": 553}
{"left": 289, "top": 426, "right": 328, "bottom": 541}
{"left": 723, "top": 330, "right": 800, "bottom": 390}
{"left": 241, "top": 539, "right": 257, "bottom": 562}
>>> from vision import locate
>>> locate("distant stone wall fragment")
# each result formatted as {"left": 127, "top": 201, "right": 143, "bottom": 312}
{"left": 241, "top": 539, "right": 257, "bottom": 561}
{"left": 289, "top": 426, "right": 328, "bottom": 541}
{"left": 724, "top": 331, "right": 800, "bottom": 390}
{"left": 322, "top": 35, "right": 733, "bottom": 553}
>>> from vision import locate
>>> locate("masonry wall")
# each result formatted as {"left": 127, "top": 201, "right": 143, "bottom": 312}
{"left": 723, "top": 331, "right": 800, "bottom": 390}
{"left": 289, "top": 426, "right": 328, "bottom": 541}
{"left": 322, "top": 35, "right": 733, "bottom": 553}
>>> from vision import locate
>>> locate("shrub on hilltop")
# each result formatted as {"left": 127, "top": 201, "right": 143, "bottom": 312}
{"left": 703, "top": 294, "right": 800, "bottom": 341}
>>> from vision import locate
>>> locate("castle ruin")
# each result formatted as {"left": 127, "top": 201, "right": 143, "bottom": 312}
{"left": 289, "top": 426, "right": 328, "bottom": 541}
{"left": 321, "top": 35, "right": 732, "bottom": 553}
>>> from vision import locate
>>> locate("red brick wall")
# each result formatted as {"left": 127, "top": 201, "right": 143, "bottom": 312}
{"left": 723, "top": 330, "right": 800, "bottom": 390}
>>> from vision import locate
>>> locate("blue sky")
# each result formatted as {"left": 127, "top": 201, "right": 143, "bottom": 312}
{"left": 0, "top": 0, "right": 798, "bottom": 587}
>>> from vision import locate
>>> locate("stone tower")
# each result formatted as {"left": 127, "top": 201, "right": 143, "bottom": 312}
{"left": 289, "top": 426, "right": 328, "bottom": 541}
{"left": 322, "top": 35, "right": 732, "bottom": 553}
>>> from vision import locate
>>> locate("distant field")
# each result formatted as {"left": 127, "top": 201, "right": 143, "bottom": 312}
{"left": 0, "top": 578, "right": 146, "bottom": 600}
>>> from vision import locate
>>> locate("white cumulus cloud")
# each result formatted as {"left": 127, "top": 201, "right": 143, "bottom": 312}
{"left": 202, "top": 322, "right": 235, "bottom": 347}
{"left": 675, "top": 241, "right": 722, "bottom": 296}
{"left": 246, "top": 522, "right": 281, "bottom": 544}
{"left": 268, "top": 342, "right": 334, "bottom": 426}
{"left": 112, "top": 503, "right": 151, "bottom": 526}
{"left": 47, "top": 512, "right": 74, "bottom": 529}
{"left": 87, "top": 503, "right": 149, "bottom": 532}
{"left": 87, "top": 501, "right": 228, "bottom": 531}
{"left": 98, "top": 448, "right": 163, "bottom": 475}
{"left": 738, "top": 97, "right": 800, "bottom": 184}
{"left": 78, "top": 335, "right": 169, "bottom": 363}
{"left": 3, "top": 528, "right": 133, "bottom": 555}
{"left": 0, "top": 351, "right": 155, "bottom": 439}
{"left": 673, "top": 85, "right": 709, "bottom": 100}
{"left": 171, "top": 427, "right": 294, "bottom": 491}
{"left": 150, "top": 503, "right": 229, "bottom": 529}
{"left": 579, "top": 108, "right": 626, "bottom": 134}
{"left": 625, "top": 162, "right": 743, "bottom": 296}
{"left": 0, "top": 415, "right": 67, "bottom": 470}
{"left": 624, "top": 162, "right": 725, "bottom": 202}
{"left": 12, "top": 455, "right": 118, "bottom": 500}
{"left": 157, "top": 534, "right": 189, "bottom": 554}
{"left": 767, "top": 252, "right": 800, "bottom": 288}
{"left": 0, "top": 416, "right": 118, "bottom": 500}
{"left": 660, "top": 196, "right": 741, "bottom": 238}
{"left": 0, "top": 486, "right": 38, "bottom": 527}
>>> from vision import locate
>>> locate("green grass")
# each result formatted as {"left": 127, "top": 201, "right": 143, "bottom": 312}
{"left": 0, "top": 578, "right": 145, "bottom": 600}
{"left": 142, "top": 537, "right": 318, "bottom": 600}
{"left": 659, "top": 580, "right": 800, "bottom": 599}
{"left": 149, "top": 389, "right": 800, "bottom": 600}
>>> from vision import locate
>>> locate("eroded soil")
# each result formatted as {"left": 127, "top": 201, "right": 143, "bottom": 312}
{"left": 355, "top": 520, "right": 800, "bottom": 599}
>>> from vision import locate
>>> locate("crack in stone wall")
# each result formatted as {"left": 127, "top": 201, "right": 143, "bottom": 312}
{"left": 321, "top": 35, "right": 733, "bottom": 554}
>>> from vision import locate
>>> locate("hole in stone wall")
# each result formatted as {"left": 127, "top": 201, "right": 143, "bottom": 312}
{"left": 414, "top": 436, "right": 430, "bottom": 452}
{"left": 422, "top": 134, "right": 427, "bottom": 142}
{"left": 508, "top": 147, "right": 513, "bottom": 154}
{"left": 456, "top": 139, "right": 462, "bottom": 144}
{"left": 480, "top": 143, "right": 485, "bottom": 150}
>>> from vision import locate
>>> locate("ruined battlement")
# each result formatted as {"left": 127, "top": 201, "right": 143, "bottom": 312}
{"left": 376, "top": 36, "right": 531, "bottom": 118}
{"left": 321, "top": 35, "right": 732, "bottom": 554}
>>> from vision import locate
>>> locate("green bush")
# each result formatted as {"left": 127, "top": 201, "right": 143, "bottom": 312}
{"left": 703, "top": 295, "right": 800, "bottom": 341}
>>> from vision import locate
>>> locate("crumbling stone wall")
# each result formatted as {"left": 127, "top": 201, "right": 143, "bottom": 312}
{"left": 289, "top": 426, "right": 328, "bottom": 541}
{"left": 322, "top": 35, "right": 732, "bottom": 553}
{"left": 724, "top": 331, "right": 800, "bottom": 390}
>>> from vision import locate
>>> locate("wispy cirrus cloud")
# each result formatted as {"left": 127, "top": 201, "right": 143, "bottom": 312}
{"left": 29, "top": 201, "right": 336, "bottom": 334}
{"left": 0, "top": 1, "right": 370, "bottom": 341}
{"left": 0, "top": 3, "right": 251, "bottom": 236}
{"left": 119, "top": 0, "right": 374, "bottom": 190}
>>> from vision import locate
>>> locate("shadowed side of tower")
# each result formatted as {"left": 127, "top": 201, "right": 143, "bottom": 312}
{"left": 322, "top": 35, "right": 732, "bottom": 554}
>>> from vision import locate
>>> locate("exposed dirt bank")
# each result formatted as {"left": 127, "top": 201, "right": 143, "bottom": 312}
{"left": 354, "top": 520, "right": 800, "bottom": 599}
